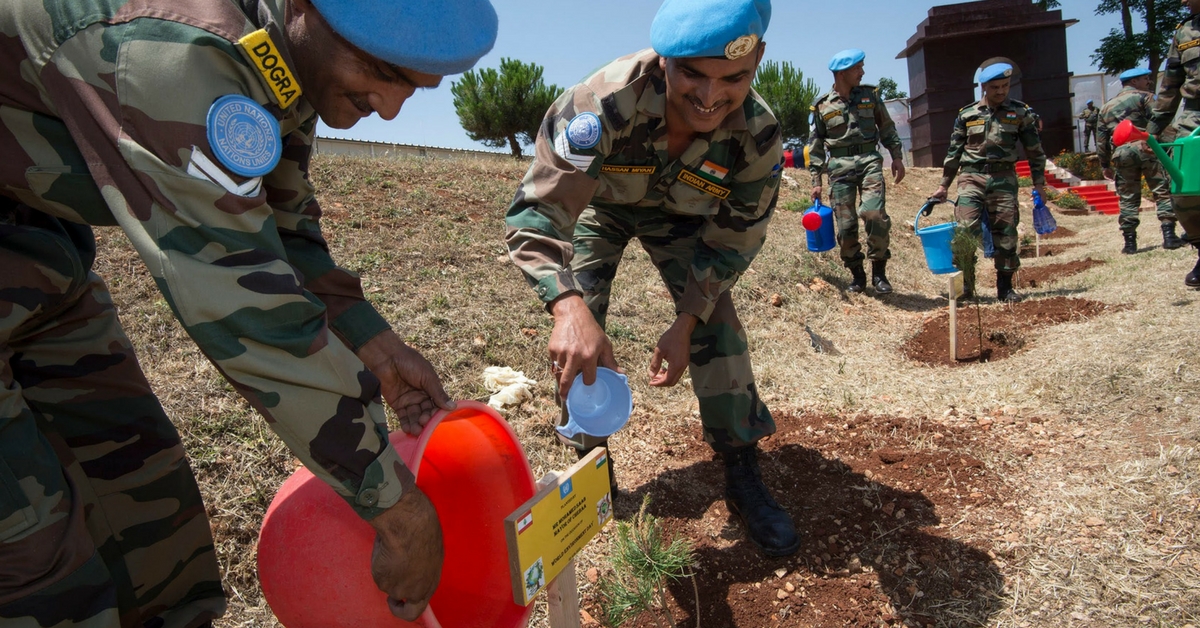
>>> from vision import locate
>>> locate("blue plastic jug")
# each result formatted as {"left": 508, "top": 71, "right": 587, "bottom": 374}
{"left": 914, "top": 200, "right": 958, "bottom": 275}
{"left": 803, "top": 201, "right": 835, "bottom": 252}
{"left": 1032, "top": 189, "right": 1057, "bottom": 235}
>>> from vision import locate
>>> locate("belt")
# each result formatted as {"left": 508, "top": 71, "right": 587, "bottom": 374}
{"left": 828, "top": 143, "right": 878, "bottom": 158}
{"left": 961, "top": 162, "right": 1015, "bottom": 174}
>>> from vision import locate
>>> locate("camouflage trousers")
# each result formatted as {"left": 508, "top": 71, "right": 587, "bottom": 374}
{"left": 0, "top": 204, "right": 224, "bottom": 627}
{"left": 954, "top": 172, "right": 1021, "bottom": 272}
{"left": 1112, "top": 142, "right": 1174, "bottom": 233}
{"left": 563, "top": 204, "right": 775, "bottom": 454}
{"left": 1165, "top": 112, "right": 1200, "bottom": 247}
{"left": 828, "top": 154, "right": 891, "bottom": 265}
{"left": 1082, "top": 125, "right": 1097, "bottom": 151}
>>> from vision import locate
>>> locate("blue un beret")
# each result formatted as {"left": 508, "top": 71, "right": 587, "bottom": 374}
{"left": 651, "top": 0, "right": 771, "bottom": 60}
{"left": 1119, "top": 68, "right": 1151, "bottom": 81}
{"left": 310, "top": 0, "right": 498, "bottom": 75}
{"left": 979, "top": 63, "right": 1014, "bottom": 84}
{"left": 829, "top": 49, "right": 866, "bottom": 73}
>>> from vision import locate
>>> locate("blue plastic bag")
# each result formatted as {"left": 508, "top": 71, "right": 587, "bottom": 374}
{"left": 980, "top": 207, "right": 995, "bottom": 259}
{"left": 1032, "top": 189, "right": 1058, "bottom": 235}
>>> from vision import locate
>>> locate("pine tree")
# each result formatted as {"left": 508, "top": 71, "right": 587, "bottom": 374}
{"left": 451, "top": 58, "right": 562, "bottom": 158}
{"left": 751, "top": 60, "right": 820, "bottom": 150}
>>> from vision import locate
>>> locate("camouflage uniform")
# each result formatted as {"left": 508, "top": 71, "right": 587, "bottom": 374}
{"left": 1078, "top": 104, "right": 1099, "bottom": 150}
{"left": 941, "top": 98, "right": 1047, "bottom": 272}
{"left": 1149, "top": 13, "right": 1200, "bottom": 249}
{"left": 0, "top": 1, "right": 413, "bottom": 625}
{"left": 1097, "top": 86, "right": 1175, "bottom": 234}
{"left": 505, "top": 49, "right": 782, "bottom": 454}
{"left": 808, "top": 85, "right": 904, "bottom": 266}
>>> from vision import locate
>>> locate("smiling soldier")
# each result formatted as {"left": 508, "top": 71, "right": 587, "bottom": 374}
{"left": 505, "top": 0, "right": 799, "bottom": 557}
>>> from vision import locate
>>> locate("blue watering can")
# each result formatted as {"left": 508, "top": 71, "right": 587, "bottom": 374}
{"left": 915, "top": 200, "right": 958, "bottom": 275}
{"left": 802, "top": 201, "right": 835, "bottom": 252}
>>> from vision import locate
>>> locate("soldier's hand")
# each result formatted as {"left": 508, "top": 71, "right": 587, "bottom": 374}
{"left": 810, "top": 185, "right": 822, "bottom": 202}
{"left": 892, "top": 160, "right": 906, "bottom": 185}
{"left": 1034, "top": 184, "right": 1045, "bottom": 200}
{"left": 1102, "top": 168, "right": 1115, "bottom": 181}
{"left": 369, "top": 482, "right": 443, "bottom": 622}
{"left": 548, "top": 294, "right": 620, "bottom": 400}
{"left": 649, "top": 313, "right": 698, "bottom": 387}
{"left": 931, "top": 186, "right": 948, "bottom": 202}
{"left": 357, "top": 330, "right": 455, "bottom": 435}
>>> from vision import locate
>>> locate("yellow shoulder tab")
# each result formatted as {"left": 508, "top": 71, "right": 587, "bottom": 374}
{"left": 237, "top": 29, "right": 302, "bottom": 109}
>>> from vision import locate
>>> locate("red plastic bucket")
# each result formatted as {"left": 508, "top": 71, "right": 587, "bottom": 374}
{"left": 258, "top": 401, "right": 537, "bottom": 628}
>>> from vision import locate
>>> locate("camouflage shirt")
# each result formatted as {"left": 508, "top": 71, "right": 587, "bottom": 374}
{"left": 505, "top": 49, "right": 783, "bottom": 324}
{"left": 0, "top": 0, "right": 410, "bottom": 519}
{"left": 940, "top": 98, "right": 1047, "bottom": 187}
{"left": 1098, "top": 86, "right": 1155, "bottom": 169}
{"left": 1078, "top": 105, "right": 1099, "bottom": 127}
{"left": 807, "top": 84, "right": 904, "bottom": 177}
{"left": 1150, "top": 12, "right": 1200, "bottom": 135}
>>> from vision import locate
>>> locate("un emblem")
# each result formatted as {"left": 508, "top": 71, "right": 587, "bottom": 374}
{"left": 725, "top": 34, "right": 759, "bottom": 60}
{"left": 566, "top": 112, "right": 602, "bottom": 150}
{"left": 206, "top": 95, "right": 282, "bottom": 177}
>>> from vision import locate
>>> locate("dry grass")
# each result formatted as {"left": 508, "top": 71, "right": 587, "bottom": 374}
{"left": 91, "top": 154, "right": 1199, "bottom": 627}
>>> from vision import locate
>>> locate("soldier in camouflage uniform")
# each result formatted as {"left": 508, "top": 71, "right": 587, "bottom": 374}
{"left": 931, "top": 62, "right": 1047, "bottom": 302}
{"left": 808, "top": 49, "right": 907, "bottom": 295}
{"left": 505, "top": 0, "right": 800, "bottom": 557}
{"left": 1149, "top": 0, "right": 1200, "bottom": 288}
{"left": 1079, "top": 100, "right": 1100, "bottom": 151}
{"left": 1098, "top": 68, "right": 1184, "bottom": 254}
{"left": 0, "top": 0, "right": 498, "bottom": 625}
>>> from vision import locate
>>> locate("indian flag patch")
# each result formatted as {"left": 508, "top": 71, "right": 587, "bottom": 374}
{"left": 698, "top": 160, "right": 728, "bottom": 183}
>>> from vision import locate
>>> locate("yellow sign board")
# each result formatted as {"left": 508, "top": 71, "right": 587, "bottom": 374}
{"left": 505, "top": 448, "right": 613, "bottom": 606}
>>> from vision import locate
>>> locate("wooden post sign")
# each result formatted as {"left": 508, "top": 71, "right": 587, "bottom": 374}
{"left": 505, "top": 448, "right": 613, "bottom": 607}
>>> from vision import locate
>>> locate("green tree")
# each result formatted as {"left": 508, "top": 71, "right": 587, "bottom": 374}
{"left": 751, "top": 60, "right": 820, "bottom": 150}
{"left": 1090, "top": 0, "right": 1188, "bottom": 87}
{"left": 878, "top": 77, "right": 908, "bottom": 100}
{"left": 451, "top": 58, "right": 562, "bottom": 158}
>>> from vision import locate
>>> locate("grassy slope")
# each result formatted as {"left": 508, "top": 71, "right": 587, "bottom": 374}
{"left": 92, "top": 154, "right": 1198, "bottom": 627}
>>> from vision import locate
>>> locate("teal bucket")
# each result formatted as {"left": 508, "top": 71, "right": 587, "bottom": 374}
{"left": 914, "top": 202, "right": 957, "bottom": 275}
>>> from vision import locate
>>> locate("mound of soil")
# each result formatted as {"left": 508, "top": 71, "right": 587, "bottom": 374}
{"left": 1019, "top": 242, "right": 1081, "bottom": 258}
{"left": 1039, "top": 226, "right": 1077, "bottom": 240}
{"left": 902, "top": 297, "right": 1115, "bottom": 366}
{"left": 1015, "top": 258, "right": 1105, "bottom": 288}
{"left": 601, "top": 413, "right": 1011, "bottom": 628}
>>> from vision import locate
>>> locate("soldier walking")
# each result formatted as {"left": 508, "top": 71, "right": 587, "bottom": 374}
{"left": 1079, "top": 100, "right": 1100, "bottom": 151}
{"left": 505, "top": 0, "right": 800, "bottom": 557}
{"left": 931, "top": 63, "right": 1047, "bottom": 302}
{"left": 1098, "top": 68, "right": 1185, "bottom": 254}
{"left": 1148, "top": 0, "right": 1200, "bottom": 288}
{"left": 808, "top": 50, "right": 906, "bottom": 294}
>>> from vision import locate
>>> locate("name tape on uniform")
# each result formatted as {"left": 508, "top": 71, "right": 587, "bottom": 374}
{"left": 678, "top": 169, "right": 731, "bottom": 199}
{"left": 600, "top": 164, "right": 657, "bottom": 174}
{"left": 238, "top": 29, "right": 301, "bottom": 109}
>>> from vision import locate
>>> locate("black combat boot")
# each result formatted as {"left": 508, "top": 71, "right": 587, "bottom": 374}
{"left": 1121, "top": 231, "right": 1137, "bottom": 254}
{"left": 1162, "top": 222, "right": 1185, "bottom": 250}
{"left": 723, "top": 445, "right": 800, "bottom": 557}
{"left": 1187, "top": 250, "right": 1200, "bottom": 288}
{"left": 870, "top": 260, "right": 893, "bottom": 294}
{"left": 577, "top": 441, "right": 618, "bottom": 496}
{"left": 847, "top": 263, "right": 867, "bottom": 293}
{"left": 996, "top": 271, "right": 1022, "bottom": 302}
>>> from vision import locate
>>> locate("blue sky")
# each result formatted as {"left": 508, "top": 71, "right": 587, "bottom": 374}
{"left": 321, "top": 0, "right": 1128, "bottom": 151}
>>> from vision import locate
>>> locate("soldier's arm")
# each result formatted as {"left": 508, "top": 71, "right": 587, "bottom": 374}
{"left": 504, "top": 86, "right": 606, "bottom": 307}
{"left": 265, "top": 116, "right": 391, "bottom": 352}
{"left": 874, "top": 91, "right": 904, "bottom": 162}
{"left": 1151, "top": 31, "right": 1185, "bottom": 136}
{"left": 44, "top": 23, "right": 409, "bottom": 520}
{"left": 807, "top": 105, "right": 828, "bottom": 182}
{"left": 679, "top": 136, "right": 782, "bottom": 323}
{"left": 1019, "top": 109, "right": 1047, "bottom": 185}
{"left": 940, "top": 114, "right": 968, "bottom": 188}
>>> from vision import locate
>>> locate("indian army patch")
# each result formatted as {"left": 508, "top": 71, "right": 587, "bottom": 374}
{"left": 678, "top": 169, "right": 731, "bottom": 199}
{"left": 725, "top": 34, "right": 759, "bottom": 60}
{"left": 206, "top": 95, "right": 282, "bottom": 177}
{"left": 566, "top": 112, "right": 602, "bottom": 149}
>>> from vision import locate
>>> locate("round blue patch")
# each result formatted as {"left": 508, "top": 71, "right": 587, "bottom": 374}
{"left": 206, "top": 95, "right": 282, "bottom": 178}
{"left": 566, "top": 112, "right": 602, "bottom": 150}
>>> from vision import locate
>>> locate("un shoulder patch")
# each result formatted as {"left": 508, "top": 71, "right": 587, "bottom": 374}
{"left": 206, "top": 95, "right": 282, "bottom": 178}
{"left": 566, "top": 112, "right": 602, "bottom": 150}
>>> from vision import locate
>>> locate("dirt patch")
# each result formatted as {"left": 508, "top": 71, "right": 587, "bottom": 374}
{"left": 902, "top": 297, "right": 1116, "bottom": 366}
{"left": 1019, "top": 242, "right": 1081, "bottom": 258}
{"left": 1015, "top": 258, "right": 1105, "bottom": 289}
{"left": 1038, "top": 226, "right": 1077, "bottom": 240}
{"left": 597, "top": 413, "right": 1011, "bottom": 628}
